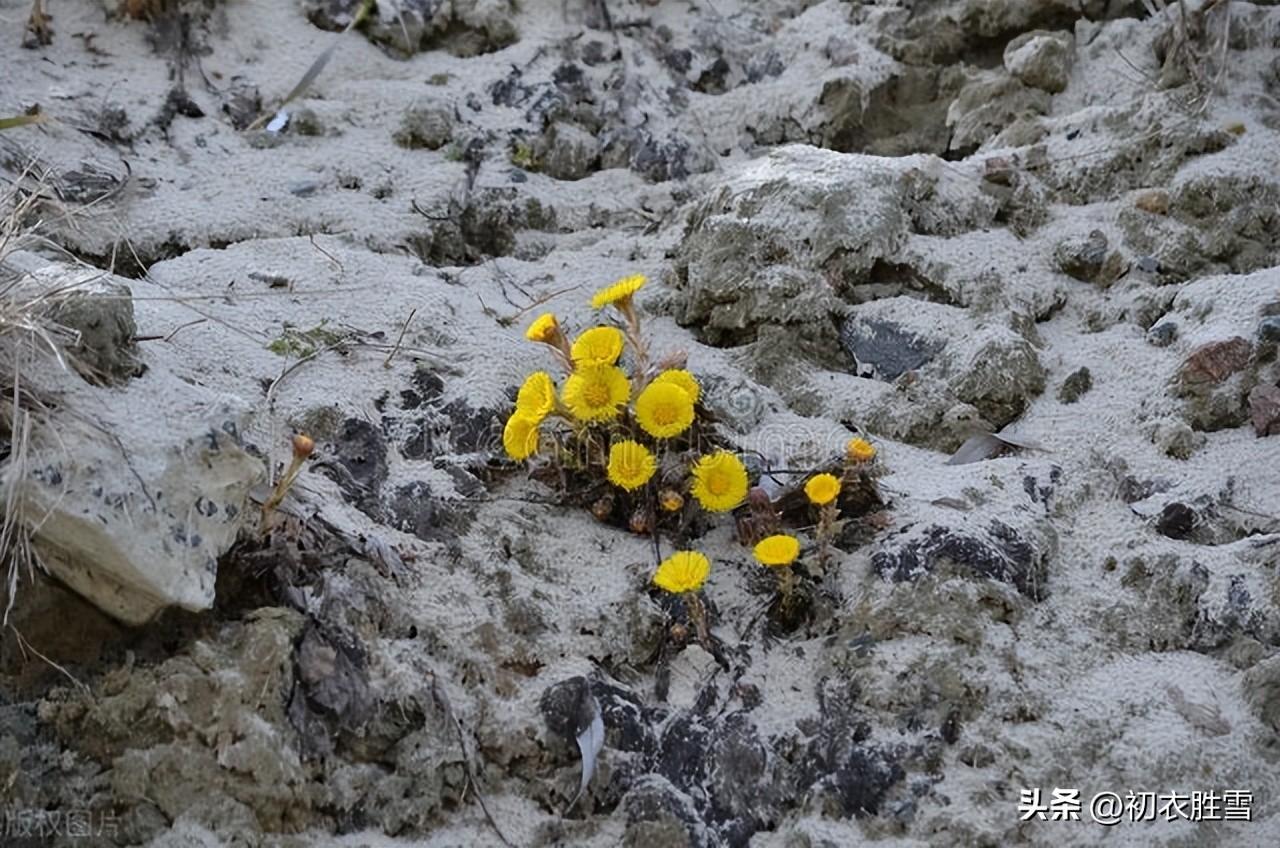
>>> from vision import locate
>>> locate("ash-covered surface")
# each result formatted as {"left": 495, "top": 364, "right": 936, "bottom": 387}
{"left": 2, "top": 0, "right": 1280, "bottom": 846}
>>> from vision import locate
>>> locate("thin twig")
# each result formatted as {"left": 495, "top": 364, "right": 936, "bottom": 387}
{"left": 430, "top": 676, "right": 514, "bottom": 847}
{"left": 382, "top": 308, "right": 416, "bottom": 369}
{"left": 8, "top": 624, "right": 90, "bottom": 694}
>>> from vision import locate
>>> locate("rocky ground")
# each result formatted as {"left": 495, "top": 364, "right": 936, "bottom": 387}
{"left": 2, "top": 0, "right": 1279, "bottom": 846}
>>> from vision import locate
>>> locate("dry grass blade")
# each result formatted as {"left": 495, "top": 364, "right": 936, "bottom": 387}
{"left": 0, "top": 113, "right": 48, "bottom": 132}
{"left": 0, "top": 166, "right": 83, "bottom": 626}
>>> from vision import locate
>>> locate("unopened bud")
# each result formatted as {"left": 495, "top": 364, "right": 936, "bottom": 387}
{"left": 292, "top": 434, "right": 315, "bottom": 458}
{"left": 591, "top": 494, "right": 615, "bottom": 523}
{"left": 630, "top": 507, "right": 651, "bottom": 535}
{"left": 659, "top": 489, "right": 684, "bottom": 512}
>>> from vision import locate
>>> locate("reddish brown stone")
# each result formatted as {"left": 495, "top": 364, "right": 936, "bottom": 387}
{"left": 1178, "top": 337, "right": 1253, "bottom": 385}
{"left": 1250, "top": 384, "right": 1280, "bottom": 437}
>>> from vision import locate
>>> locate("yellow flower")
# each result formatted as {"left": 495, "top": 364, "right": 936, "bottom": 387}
{"left": 846, "top": 437, "right": 876, "bottom": 463}
{"left": 591, "top": 273, "right": 646, "bottom": 310}
{"left": 516, "top": 371, "right": 555, "bottom": 420}
{"left": 754, "top": 534, "right": 800, "bottom": 567}
{"left": 606, "top": 440, "right": 656, "bottom": 491}
{"left": 690, "top": 451, "right": 748, "bottom": 513}
{"left": 571, "top": 326, "right": 625, "bottom": 366}
{"left": 652, "top": 368, "right": 700, "bottom": 403}
{"left": 804, "top": 473, "right": 840, "bottom": 506}
{"left": 562, "top": 364, "right": 630, "bottom": 422}
{"left": 502, "top": 412, "right": 540, "bottom": 460}
{"left": 634, "top": 381, "right": 695, "bottom": 439}
{"left": 653, "top": 550, "right": 711, "bottom": 594}
{"left": 525, "top": 312, "right": 560, "bottom": 343}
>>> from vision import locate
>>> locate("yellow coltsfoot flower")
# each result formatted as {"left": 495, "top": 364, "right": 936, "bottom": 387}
{"left": 804, "top": 473, "right": 841, "bottom": 506}
{"left": 571, "top": 326, "right": 625, "bottom": 367}
{"left": 651, "top": 368, "right": 700, "bottom": 403}
{"left": 591, "top": 273, "right": 646, "bottom": 310}
{"left": 690, "top": 451, "right": 748, "bottom": 513}
{"left": 754, "top": 534, "right": 800, "bottom": 567}
{"left": 562, "top": 364, "right": 631, "bottom": 422}
{"left": 516, "top": 371, "right": 556, "bottom": 420}
{"left": 607, "top": 440, "right": 656, "bottom": 491}
{"left": 525, "top": 312, "right": 561, "bottom": 344}
{"left": 653, "top": 550, "right": 711, "bottom": 594}
{"left": 846, "top": 437, "right": 876, "bottom": 464}
{"left": 502, "top": 412, "right": 540, "bottom": 460}
{"left": 635, "top": 380, "right": 695, "bottom": 439}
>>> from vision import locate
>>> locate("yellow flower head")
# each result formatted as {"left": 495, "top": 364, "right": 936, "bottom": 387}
{"left": 653, "top": 550, "right": 711, "bottom": 594}
{"left": 562, "top": 364, "right": 630, "bottom": 422}
{"left": 525, "top": 312, "right": 560, "bottom": 344}
{"left": 571, "top": 326, "right": 625, "bottom": 366}
{"left": 516, "top": 371, "right": 555, "bottom": 420}
{"left": 606, "top": 440, "right": 656, "bottom": 491}
{"left": 805, "top": 473, "right": 841, "bottom": 506}
{"left": 502, "top": 412, "right": 540, "bottom": 460}
{"left": 690, "top": 451, "right": 748, "bottom": 513}
{"left": 635, "top": 381, "right": 695, "bottom": 439}
{"left": 846, "top": 437, "right": 876, "bottom": 463}
{"left": 754, "top": 534, "right": 800, "bottom": 567}
{"left": 591, "top": 273, "right": 646, "bottom": 310}
{"left": 652, "top": 369, "right": 701, "bottom": 404}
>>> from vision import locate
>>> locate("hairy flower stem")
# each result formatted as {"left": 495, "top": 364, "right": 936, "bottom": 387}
{"left": 618, "top": 301, "right": 651, "bottom": 382}
{"left": 776, "top": 564, "right": 795, "bottom": 602}
{"left": 262, "top": 435, "right": 314, "bottom": 530}
{"left": 685, "top": 590, "right": 711, "bottom": 648}
{"left": 816, "top": 501, "right": 836, "bottom": 573}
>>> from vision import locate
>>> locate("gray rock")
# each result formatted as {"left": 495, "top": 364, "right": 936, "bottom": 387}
{"left": 1056, "top": 367, "right": 1092, "bottom": 404}
{"left": 1147, "top": 321, "right": 1178, "bottom": 346}
{"left": 671, "top": 146, "right": 996, "bottom": 345}
{"left": 872, "top": 517, "right": 1054, "bottom": 600}
{"left": 1054, "top": 229, "right": 1123, "bottom": 285}
{"left": 534, "top": 121, "right": 600, "bottom": 181}
{"left": 1, "top": 276, "right": 262, "bottom": 623}
{"left": 1003, "top": 30, "right": 1073, "bottom": 94}
{"left": 394, "top": 104, "right": 455, "bottom": 150}
{"left": 306, "top": 0, "right": 517, "bottom": 57}
{"left": 946, "top": 71, "right": 1050, "bottom": 153}
{"left": 1258, "top": 316, "right": 1280, "bottom": 345}
{"left": 42, "top": 278, "right": 143, "bottom": 386}
{"left": 1150, "top": 418, "right": 1204, "bottom": 459}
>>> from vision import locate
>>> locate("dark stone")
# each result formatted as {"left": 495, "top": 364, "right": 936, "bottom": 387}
{"left": 401, "top": 367, "right": 446, "bottom": 410}
{"left": 1258, "top": 316, "right": 1280, "bottom": 344}
{"left": 325, "top": 418, "right": 389, "bottom": 516}
{"left": 839, "top": 317, "right": 946, "bottom": 381}
{"left": 1147, "top": 321, "right": 1178, "bottom": 347}
{"left": 813, "top": 747, "right": 906, "bottom": 818}
{"left": 1156, "top": 502, "right": 1196, "bottom": 540}
{"left": 872, "top": 520, "right": 1048, "bottom": 599}
{"left": 592, "top": 680, "right": 660, "bottom": 756}
{"left": 441, "top": 399, "right": 500, "bottom": 454}
{"left": 288, "top": 622, "right": 374, "bottom": 758}
{"left": 623, "top": 776, "right": 704, "bottom": 848}
{"left": 384, "top": 481, "right": 472, "bottom": 542}
{"left": 1054, "top": 229, "right": 1110, "bottom": 283}
{"left": 1056, "top": 366, "right": 1093, "bottom": 403}
{"left": 540, "top": 676, "right": 597, "bottom": 747}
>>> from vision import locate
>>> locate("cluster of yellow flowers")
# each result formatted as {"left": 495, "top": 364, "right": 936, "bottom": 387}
{"left": 502, "top": 273, "right": 752, "bottom": 515}
{"left": 503, "top": 274, "right": 883, "bottom": 612}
